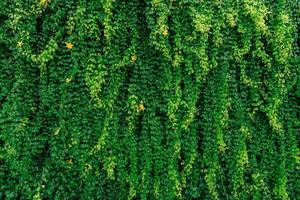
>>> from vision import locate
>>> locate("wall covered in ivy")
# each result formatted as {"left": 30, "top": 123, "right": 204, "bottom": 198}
{"left": 0, "top": 0, "right": 299, "bottom": 199}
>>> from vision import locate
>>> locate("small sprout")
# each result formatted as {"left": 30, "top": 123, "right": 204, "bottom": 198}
{"left": 65, "top": 42, "right": 73, "bottom": 49}
{"left": 17, "top": 41, "right": 23, "bottom": 48}
{"left": 131, "top": 55, "right": 137, "bottom": 63}
{"left": 66, "top": 76, "right": 72, "bottom": 83}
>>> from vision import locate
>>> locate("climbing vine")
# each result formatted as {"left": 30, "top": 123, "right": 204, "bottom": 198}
{"left": 0, "top": 0, "right": 299, "bottom": 199}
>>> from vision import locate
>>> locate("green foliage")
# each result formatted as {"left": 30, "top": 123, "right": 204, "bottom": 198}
{"left": 0, "top": 0, "right": 299, "bottom": 199}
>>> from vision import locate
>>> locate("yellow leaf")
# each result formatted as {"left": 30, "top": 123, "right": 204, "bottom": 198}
{"left": 138, "top": 104, "right": 145, "bottom": 111}
{"left": 162, "top": 29, "right": 168, "bottom": 37}
{"left": 65, "top": 42, "right": 73, "bottom": 49}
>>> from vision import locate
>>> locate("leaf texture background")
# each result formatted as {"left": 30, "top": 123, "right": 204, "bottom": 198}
{"left": 0, "top": 0, "right": 299, "bottom": 199}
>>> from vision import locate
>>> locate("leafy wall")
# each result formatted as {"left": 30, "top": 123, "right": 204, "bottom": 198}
{"left": 0, "top": 0, "right": 299, "bottom": 199}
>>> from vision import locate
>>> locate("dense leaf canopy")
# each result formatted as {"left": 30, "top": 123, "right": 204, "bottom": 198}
{"left": 0, "top": 0, "right": 299, "bottom": 199}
